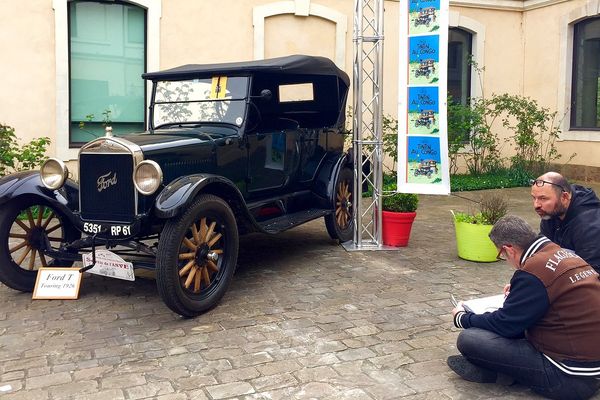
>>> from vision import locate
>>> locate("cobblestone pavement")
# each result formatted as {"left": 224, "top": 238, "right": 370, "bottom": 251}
{"left": 1, "top": 186, "right": 600, "bottom": 400}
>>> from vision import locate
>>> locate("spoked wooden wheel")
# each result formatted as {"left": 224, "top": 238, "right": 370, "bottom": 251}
{"left": 0, "top": 200, "right": 78, "bottom": 292}
{"left": 9, "top": 205, "right": 64, "bottom": 270}
{"left": 177, "top": 217, "right": 224, "bottom": 294}
{"left": 156, "top": 194, "right": 239, "bottom": 317}
{"left": 335, "top": 180, "right": 352, "bottom": 230}
{"left": 325, "top": 167, "right": 354, "bottom": 242}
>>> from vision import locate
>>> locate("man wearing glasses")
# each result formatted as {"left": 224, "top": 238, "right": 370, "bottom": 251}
{"left": 449, "top": 215, "right": 600, "bottom": 399}
{"left": 531, "top": 171, "right": 600, "bottom": 273}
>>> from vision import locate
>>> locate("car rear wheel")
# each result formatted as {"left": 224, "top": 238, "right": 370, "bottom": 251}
{"left": 156, "top": 194, "right": 238, "bottom": 317}
{"left": 325, "top": 167, "right": 354, "bottom": 242}
{"left": 0, "top": 198, "right": 79, "bottom": 292}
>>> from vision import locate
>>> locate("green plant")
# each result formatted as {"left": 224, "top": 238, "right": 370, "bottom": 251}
{"left": 450, "top": 168, "right": 532, "bottom": 191}
{"left": 453, "top": 191, "right": 508, "bottom": 225}
{"left": 382, "top": 189, "right": 419, "bottom": 213}
{"left": 0, "top": 123, "right": 50, "bottom": 176}
{"left": 489, "top": 94, "right": 574, "bottom": 176}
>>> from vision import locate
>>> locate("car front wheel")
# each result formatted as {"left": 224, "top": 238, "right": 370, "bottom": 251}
{"left": 156, "top": 194, "right": 238, "bottom": 317}
{"left": 0, "top": 198, "right": 79, "bottom": 292}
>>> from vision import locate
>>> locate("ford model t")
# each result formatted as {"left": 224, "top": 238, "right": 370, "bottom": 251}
{"left": 414, "top": 59, "right": 436, "bottom": 79}
{"left": 414, "top": 7, "right": 436, "bottom": 27}
{"left": 414, "top": 110, "right": 436, "bottom": 129}
{"left": 0, "top": 55, "right": 354, "bottom": 317}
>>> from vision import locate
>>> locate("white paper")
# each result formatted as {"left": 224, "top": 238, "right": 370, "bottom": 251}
{"left": 462, "top": 294, "right": 505, "bottom": 314}
{"left": 82, "top": 249, "right": 135, "bottom": 281}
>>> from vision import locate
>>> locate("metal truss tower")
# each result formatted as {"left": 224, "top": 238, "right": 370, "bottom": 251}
{"left": 344, "top": 0, "right": 388, "bottom": 251}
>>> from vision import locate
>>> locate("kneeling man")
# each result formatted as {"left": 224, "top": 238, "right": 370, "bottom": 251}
{"left": 449, "top": 215, "right": 600, "bottom": 400}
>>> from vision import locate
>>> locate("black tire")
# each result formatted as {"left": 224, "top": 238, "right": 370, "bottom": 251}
{"left": 156, "top": 194, "right": 238, "bottom": 317}
{"left": 325, "top": 167, "right": 354, "bottom": 242}
{"left": 0, "top": 198, "right": 79, "bottom": 292}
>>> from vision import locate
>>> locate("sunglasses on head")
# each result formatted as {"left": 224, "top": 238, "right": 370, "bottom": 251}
{"left": 529, "top": 179, "right": 566, "bottom": 192}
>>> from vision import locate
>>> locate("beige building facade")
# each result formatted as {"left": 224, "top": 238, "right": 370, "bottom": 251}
{"left": 1, "top": 0, "right": 600, "bottom": 179}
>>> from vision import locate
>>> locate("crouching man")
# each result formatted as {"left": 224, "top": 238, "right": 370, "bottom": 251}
{"left": 449, "top": 215, "right": 600, "bottom": 400}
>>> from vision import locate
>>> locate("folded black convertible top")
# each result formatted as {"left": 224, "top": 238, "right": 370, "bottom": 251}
{"left": 142, "top": 54, "right": 350, "bottom": 87}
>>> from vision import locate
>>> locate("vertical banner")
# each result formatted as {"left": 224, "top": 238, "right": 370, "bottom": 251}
{"left": 397, "top": 0, "right": 450, "bottom": 195}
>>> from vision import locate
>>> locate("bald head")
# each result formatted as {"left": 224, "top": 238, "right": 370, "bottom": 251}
{"left": 537, "top": 172, "right": 571, "bottom": 195}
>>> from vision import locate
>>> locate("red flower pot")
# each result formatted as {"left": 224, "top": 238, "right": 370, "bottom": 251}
{"left": 382, "top": 211, "right": 417, "bottom": 247}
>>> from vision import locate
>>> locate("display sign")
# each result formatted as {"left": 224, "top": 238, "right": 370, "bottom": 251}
{"left": 398, "top": 0, "right": 450, "bottom": 195}
{"left": 32, "top": 268, "right": 82, "bottom": 300}
{"left": 82, "top": 249, "right": 135, "bottom": 281}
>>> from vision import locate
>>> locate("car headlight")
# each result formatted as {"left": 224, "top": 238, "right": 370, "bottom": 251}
{"left": 133, "top": 160, "right": 163, "bottom": 195}
{"left": 40, "top": 158, "right": 69, "bottom": 190}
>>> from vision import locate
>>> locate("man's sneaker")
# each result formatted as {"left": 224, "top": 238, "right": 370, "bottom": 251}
{"left": 447, "top": 355, "right": 498, "bottom": 383}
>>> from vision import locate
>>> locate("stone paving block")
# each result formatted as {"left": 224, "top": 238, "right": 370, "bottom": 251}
{"left": 251, "top": 372, "right": 298, "bottom": 391}
{"left": 205, "top": 381, "right": 255, "bottom": 399}
{"left": 70, "top": 388, "right": 125, "bottom": 400}
{"left": 294, "top": 365, "right": 339, "bottom": 383}
{"left": 125, "top": 380, "right": 175, "bottom": 399}
{"left": 2, "top": 388, "right": 48, "bottom": 400}
{"left": 73, "top": 365, "right": 113, "bottom": 381}
{"left": 217, "top": 366, "right": 261, "bottom": 383}
{"left": 256, "top": 359, "right": 302, "bottom": 376}
{"left": 26, "top": 371, "right": 71, "bottom": 389}
{"left": 231, "top": 351, "right": 274, "bottom": 368}
{"left": 336, "top": 348, "right": 377, "bottom": 362}
{"left": 48, "top": 379, "right": 98, "bottom": 399}
{"left": 3, "top": 357, "right": 47, "bottom": 373}
{"left": 100, "top": 372, "right": 146, "bottom": 389}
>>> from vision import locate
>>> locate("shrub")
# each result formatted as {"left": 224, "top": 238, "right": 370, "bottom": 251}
{"left": 382, "top": 188, "right": 419, "bottom": 213}
{"left": 453, "top": 191, "right": 508, "bottom": 225}
{"left": 0, "top": 123, "right": 50, "bottom": 176}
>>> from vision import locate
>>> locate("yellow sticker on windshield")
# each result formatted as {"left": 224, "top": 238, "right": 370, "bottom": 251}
{"left": 210, "top": 76, "right": 228, "bottom": 99}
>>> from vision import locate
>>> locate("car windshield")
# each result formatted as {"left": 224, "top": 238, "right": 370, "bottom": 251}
{"left": 153, "top": 76, "right": 249, "bottom": 128}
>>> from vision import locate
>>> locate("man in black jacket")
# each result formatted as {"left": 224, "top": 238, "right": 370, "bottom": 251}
{"left": 531, "top": 171, "right": 600, "bottom": 273}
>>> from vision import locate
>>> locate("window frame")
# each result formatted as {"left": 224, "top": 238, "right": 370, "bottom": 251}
{"left": 67, "top": 0, "right": 148, "bottom": 146}
{"left": 569, "top": 16, "right": 600, "bottom": 131}
{"left": 448, "top": 27, "right": 473, "bottom": 106}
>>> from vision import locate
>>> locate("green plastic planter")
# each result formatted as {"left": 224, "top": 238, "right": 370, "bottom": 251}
{"left": 453, "top": 220, "right": 498, "bottom": 262}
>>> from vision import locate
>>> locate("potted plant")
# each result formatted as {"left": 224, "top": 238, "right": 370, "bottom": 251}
{"left": 382, "top": 190, "right": 419, "bottom": 247}
{"left": 452, "top": 191, "right": 508, "bottom": 262}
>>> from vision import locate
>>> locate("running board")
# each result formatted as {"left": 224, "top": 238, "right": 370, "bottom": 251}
{"left": 258, "top": 208, "right": 330, "bottom": 234}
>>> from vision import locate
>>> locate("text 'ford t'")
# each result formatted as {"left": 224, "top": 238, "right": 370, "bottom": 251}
{"left": 0, "top": 55, "right": 354, "bottom": 317}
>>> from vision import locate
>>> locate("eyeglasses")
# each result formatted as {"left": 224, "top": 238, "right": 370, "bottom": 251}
{"left": 496, "top": 247, "right": 506, "bottom": 261}
{"left": 529, "top": 179, "right": 566, "bottom": 192}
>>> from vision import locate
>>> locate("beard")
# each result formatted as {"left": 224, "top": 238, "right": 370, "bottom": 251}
{"left": 537, "top": 202, "right": 569, "bottom": 220}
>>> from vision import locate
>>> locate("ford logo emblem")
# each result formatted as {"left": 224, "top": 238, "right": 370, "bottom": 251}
{"left": 97, "top": 172, "right": 118, "bottom": 192}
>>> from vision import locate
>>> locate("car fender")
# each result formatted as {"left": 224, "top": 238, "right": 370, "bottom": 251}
{"left": 0, "top": 171, "right": 80, "bottom": 221}
{"left": 155, "top": 174, "right": 253, "bottom": 223}
{"left": 311, "top": 152, "right": 351, "bottom": 208}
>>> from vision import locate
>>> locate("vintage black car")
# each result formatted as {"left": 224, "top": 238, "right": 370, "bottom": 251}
{"left": 414, "top": 59, "right": 435, "bottom": 78}
{"left": 414, "top": 7, "right": 436, "bottom": 27}
{"left": 0, "top": 55, "right": 354, "bottom": 317}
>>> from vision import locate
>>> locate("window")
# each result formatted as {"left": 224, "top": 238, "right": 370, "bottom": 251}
{"left": 69, "top": 1, "right": 146, "bottom": 145}
{"left": 448, "top": 28, "right": 472, "bottom": 106}
{"left": 571, "top": 17, "right": 600, "bottom": 130}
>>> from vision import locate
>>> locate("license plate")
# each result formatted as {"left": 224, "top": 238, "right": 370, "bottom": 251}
{"left": 82, "top": 249, "right": 135, "bottom": 281}
{"left": 82, "top": 222, "right": 131, "bottom": 236}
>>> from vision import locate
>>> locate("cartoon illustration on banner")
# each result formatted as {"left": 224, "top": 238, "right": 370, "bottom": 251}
{"left": 408, "top": 87, "right": 439, "bottom": 135}
{"left": 409, "top": 35, "right": 440, "bottom": 85}
{"left": 407, "top": 136, "right": 442, "bottom": 184}
{"left": 409, "top": 0, "right": 441, "bottom": 35}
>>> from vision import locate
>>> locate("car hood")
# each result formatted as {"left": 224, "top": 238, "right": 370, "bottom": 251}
{"left": 121, "top": 127, "right": 237, "bottom": 153}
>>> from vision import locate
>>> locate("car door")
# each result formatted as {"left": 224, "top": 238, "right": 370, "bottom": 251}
{"left": 246, "top": 127, "right": 300, "bottom": 196}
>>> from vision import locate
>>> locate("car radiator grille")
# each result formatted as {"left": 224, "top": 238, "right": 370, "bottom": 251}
{"left": 79, "top": 153, "right": 136, "bottom": 223}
